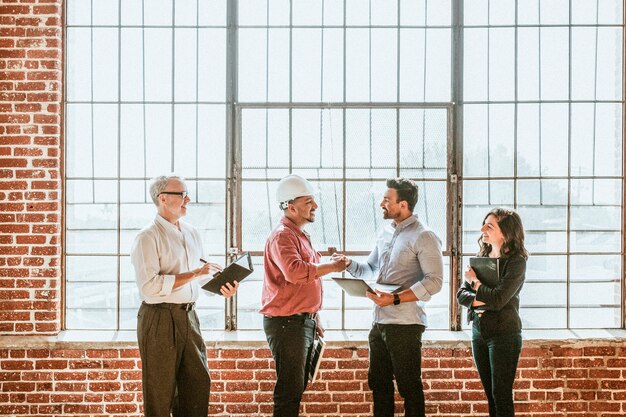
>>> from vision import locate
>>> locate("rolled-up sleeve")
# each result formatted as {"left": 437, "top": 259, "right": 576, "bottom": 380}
{"left": 269, "top": 232, "right": 318, "bottom": 284}
{"left": 131, "top": 232, "right": 176, "bottom": 298}
{"left": 410, "top": 231, "right": 443, "bottom": 301}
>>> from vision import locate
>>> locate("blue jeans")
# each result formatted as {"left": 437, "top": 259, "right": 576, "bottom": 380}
{"left": 472, "top": 320, "right": 522, "bottom": 417}
{"left": 368, "top": 323, "right": 426, "bottom": 417}
{"left": 263, "top": 315, "right": 316, "bottom": 417}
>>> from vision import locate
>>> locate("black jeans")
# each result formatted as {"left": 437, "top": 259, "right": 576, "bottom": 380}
{"left": 368, "top": 323, "right": 426, "bottom": 417}
{"left": 263, "top": 315, "right": 316, "bottom": 417}
{"left": 137, "top": 302, "right": 210, "bottom": 417}
{"left": 472, "top": 320, "right": 522, "bottom": 417}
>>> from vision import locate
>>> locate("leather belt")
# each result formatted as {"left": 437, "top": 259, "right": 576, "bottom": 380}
{"left": 145, "top": 302, "right": 195, "bottom": 312}
{"left": 264, "top": 312, "right": 317, "bottom": 319}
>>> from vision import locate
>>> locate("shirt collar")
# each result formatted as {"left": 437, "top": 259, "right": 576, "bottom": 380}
{"left": 281, "top": 216, "right": 309, "bottom": 238}
{"left": 392, "top": 214, "right": 417, "bottom": 230}
{"left": 155, "top": 214, "right": 182, "bottom": 233}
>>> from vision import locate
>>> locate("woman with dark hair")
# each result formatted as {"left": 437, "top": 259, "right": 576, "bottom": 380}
{"left": 456, "top": 208, "right": 529, "bottom": 417}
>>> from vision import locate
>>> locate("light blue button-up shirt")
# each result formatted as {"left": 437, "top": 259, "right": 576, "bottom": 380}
{"left": 346, "top": 215, "right": 443, "bottom": 326}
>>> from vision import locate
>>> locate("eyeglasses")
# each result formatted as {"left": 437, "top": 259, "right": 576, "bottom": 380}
{"left": 160, "top": 191, "right": 189, "bottom": 199}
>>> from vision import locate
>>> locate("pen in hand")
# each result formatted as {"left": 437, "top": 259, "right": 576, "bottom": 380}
{"left": 198, "top": 258, "right": 223, "bottom": 276}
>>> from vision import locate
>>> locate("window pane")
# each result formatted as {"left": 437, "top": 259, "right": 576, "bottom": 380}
{"left": 292, "top": 0, "right": 323, "bottom": 26}
{"left": 539, "top": 104, "right": 569, "bottom": 176}
{"left": 120, "top": 29, "right": 143, "bottom": 101}
{"left": 518, "top": 0, "right": 539, "bottom": 25}
{"left": 570, "top": 255, "right": 621, "bottom": 328}
{"left": 120, "top": 104, "right": 145, "bottom": 177}
{"left": 67, "top": 1, "right": 91, "bottom": 26}
{"left": 399, "top": 109, "right": 447, "bottom": 178}
{"left": 489, "top": 28, "right": 514, "bottom": 101}
{"left": 197, "top": 105, "right": 227, "bottom": 177}
{"left": 517, "top": 179, "right": 568, "bottom": 253}
{"left": 464, "top": 0, "right": 488, "bottom": 26}
{"left": 292, "top": 29, "right": 322, "bottom": 102}
{"left": 66, "top": 28, "right": 92, "bottom": 102}
{"left": 463, "top": 105, "right": 514, "bottom": 178}
{"left": 121, "top": 0, "right": 142, "bottom": 26}
{"left": 346, "top": 0, "right": 371, "bottom": 26}
{"left": 399, "top": 29, "right": 427, "bottom": 102}
{"left": 145, "top": 29, "right": 172, "bottom": 102}
{"left": 144, "top": 104, "right": 173, "bottom": 176}
{"left": 540, "top": 0, "right": 569, "bottom": 25}
{"left": 463, "top": 28, "right": 488, "bottom": 101}
{"left": 241, "top": 181, "right": 281, "bottom": 251}
{"left": 540, "top": 28, "right": 569, "bottom": 100}
{"left": 371, "top": 29, "right": 398, "bottom": 101}
{"left": 345, "top": 109, "right": 397, "bottom": 178}
{"left": 93, "top": 28, "right": 122, "bottom": 101}
{"left": 346, "top": 29, "right": 371, "bottom": 102}
{"left": 400, "top": 0, "right": 426, "bottom": 26}
{"left": 236, "top": 256, "right": 265, "bottom": 330}
{"left": 241, "top": 109, "right": 290, "bottom": 170}
{"left": 145, "top": 0, "right": 172, "bottom": 26}
{"left": 489, "top": 0, "right": 515, "bottom": 25}
{"left": 239, "top": 0, "right": 267, "bottom": 26}
{"left": 518, "top": 27, "right": 540, "bottom": 101}
{"left": 292, "top": 109, "right": 344, "bottom": 174}
{"left": 345, "top": 181, "right": 386, "bottom": 251}
{"left": 425, "top": 29, "right": 452, "bottom": 102}
{"left": 174, "top": 29, "right": 198, "bottom": 102}
{"left": 198, "top": 29, "right": 226, "bottom": 102}
{"left": 427, "top": 0, "right": 452, "bottom": 26}
{"left": 321, "top": 29, "right": 344, "bottom": 102}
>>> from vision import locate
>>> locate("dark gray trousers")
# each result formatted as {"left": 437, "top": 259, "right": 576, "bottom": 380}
{"left": 137, "top": 302, "right": 210, "bottom": 417}
{"left": 263, "top": 315, "right": 317, "bottom": 417}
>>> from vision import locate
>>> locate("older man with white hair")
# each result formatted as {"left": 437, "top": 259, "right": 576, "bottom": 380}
{"left": 131, "top": 174, "right": 238, "bottom": 417}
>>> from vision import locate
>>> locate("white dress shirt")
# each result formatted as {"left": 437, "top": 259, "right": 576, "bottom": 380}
{"left": 131, "top": 215, "right": 206, "bottom": 304}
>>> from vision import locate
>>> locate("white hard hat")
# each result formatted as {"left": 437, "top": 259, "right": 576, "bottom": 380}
{"left": 276, "top": 174, "right": 316, "bottom": 209}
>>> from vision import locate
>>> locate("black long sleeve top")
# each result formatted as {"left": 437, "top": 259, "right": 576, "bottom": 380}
{"left": 456, "top": 255, "right": 526, "bottom": 338}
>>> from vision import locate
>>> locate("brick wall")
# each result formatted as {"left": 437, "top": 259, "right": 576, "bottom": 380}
{"left": 0, "top": 0, "right": 62, "bottom": 335}
{"left": 1, "top": 2, "right": 626, "bottom": 417}
{"left": 0, "top": 341, "right": 625, "bottom": 417}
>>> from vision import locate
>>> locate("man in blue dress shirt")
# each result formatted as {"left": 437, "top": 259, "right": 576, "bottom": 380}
{"left": 333, "top": 178, "right": 443, "bottom": 417}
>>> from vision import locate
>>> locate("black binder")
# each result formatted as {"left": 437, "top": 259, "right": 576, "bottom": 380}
{"left": 201, "top": 252, "right": 253, "bottom": 294}
{"left": 469, "top": 257, "right": 500, "bottom": 287}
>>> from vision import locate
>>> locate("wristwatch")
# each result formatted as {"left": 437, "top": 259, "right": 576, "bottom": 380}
{"left": 393, "top": 293, "right": 401, "bottom": 305}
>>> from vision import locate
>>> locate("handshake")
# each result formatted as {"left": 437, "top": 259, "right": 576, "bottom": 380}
{"left": 328, "top": 247, "right": 352, "bottom": 272}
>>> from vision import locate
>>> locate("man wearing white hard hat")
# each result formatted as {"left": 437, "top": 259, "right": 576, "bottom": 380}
{"left": 261, "top": 174, "right": 347, "bottom": 417}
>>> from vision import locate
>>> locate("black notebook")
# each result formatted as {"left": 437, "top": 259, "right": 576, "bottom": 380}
{"left": 201, "top": 252, "right": 253, "bottom": 295}
{"left": 469, "top": 257, "right": 500, "bottom": 287}
{"left": 309, "top": 336, "right": 326, "bottom": 383}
